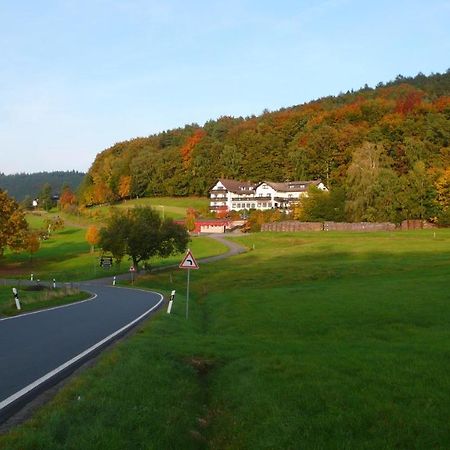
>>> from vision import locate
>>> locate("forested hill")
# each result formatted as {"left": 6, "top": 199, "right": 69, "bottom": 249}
{"left": 0, "top": 171, "right": 85, "bottom": 201}
{"left": 80, "top": 70, "right": 450, "bottom": 223}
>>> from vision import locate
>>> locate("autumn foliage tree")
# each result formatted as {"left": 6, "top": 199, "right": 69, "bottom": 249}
{"left": 78, "top": 70, "right": 450, "bottom": 225}
{"left": 118, "top": 175, "right": 132, "bottom": 199}
{"left": 85, "top": 225, "right": 100, "bottom": 253}
{"left": 185, "top": 208, "right": 199, "bottom": 231}
{"left": 44, "top": 216, "right": 65, "bottom": 236}
{"left": 0, "top": 189, "right": 29, "bottom": 256}
{"left": 180, "top": 130, "right": 206, "bottom": 167}
{"left": 59, "top": 185, "right": 77, "bottom": 212}
{"left": 25, "top": 231, "right": 41, "bottom": 263}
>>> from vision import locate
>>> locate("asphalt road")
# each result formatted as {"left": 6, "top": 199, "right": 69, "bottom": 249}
{"left": 0, "top": 234, "right": 246, "bottom": 424}
{"left": 0, "top": 284, "right": 163, "bottom": 422}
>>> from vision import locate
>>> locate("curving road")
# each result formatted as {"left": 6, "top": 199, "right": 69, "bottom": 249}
{"left": 0, "top": 234, "right": 246, "bottom": 424}
{"left": 0, "top": 284, "right": 163, "bottom": 423}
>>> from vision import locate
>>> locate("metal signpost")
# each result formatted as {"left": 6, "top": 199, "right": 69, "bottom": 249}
{"left": 179, "top": 249, "right": 199, "bottom": 319}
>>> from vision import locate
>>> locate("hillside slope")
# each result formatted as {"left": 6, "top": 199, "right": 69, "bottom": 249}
{"left": 0, "top": 171, "right": 85, "bottom": 201}
{"left": 80, "top": 71, "right": 450, "bottom": 223}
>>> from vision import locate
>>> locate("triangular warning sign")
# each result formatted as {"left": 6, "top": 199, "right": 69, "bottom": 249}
{"left": 179, "top": 249, "right": 199, "bottom": 269}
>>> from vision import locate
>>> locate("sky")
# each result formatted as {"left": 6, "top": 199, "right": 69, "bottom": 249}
{"left": 0, "top": 0, "right": 449, "bottom": 175}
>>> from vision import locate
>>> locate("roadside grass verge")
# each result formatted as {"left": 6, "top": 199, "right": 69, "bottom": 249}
{"left": 1, "top": 230, "right": 449, "bottom": 449}
{"left": 0, "top": 285, "right": 90, "bottom": 317}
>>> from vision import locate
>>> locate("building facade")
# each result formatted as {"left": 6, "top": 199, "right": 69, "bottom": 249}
{"left": 209, "top": 179, "right": 327, "bottom": 212}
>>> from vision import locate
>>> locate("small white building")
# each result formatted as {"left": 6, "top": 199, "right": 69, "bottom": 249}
{"left": 209, "top": 179, "right": 327, "bottom": 212}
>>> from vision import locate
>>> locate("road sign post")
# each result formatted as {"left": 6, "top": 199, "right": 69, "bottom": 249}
{"left": 179, "top": 249, "right": 199, "bottom": 319}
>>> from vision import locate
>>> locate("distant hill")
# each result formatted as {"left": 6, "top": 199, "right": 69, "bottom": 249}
{"left": 80, "top": 69, "right": 450, "bottom": 224}
{"left": 0, "top": 171, "right": 85, "bottom": 201}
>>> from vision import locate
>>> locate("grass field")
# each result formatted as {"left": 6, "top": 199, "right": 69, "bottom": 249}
{"left": 81, "top": 196, "right": 209, "bottom": 222}
{"left": 1, "top": 230, "right": 449, "bottom": 449}
{"left": 1, "top": 225, "right": 228, "bottom": 282}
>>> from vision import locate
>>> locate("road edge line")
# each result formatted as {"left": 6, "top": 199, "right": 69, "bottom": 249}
{"left": 0, "top": 292, "right": 164, "bottom": 412}
{"left": 0, "top": 292, "right": 98, "bottom": 322}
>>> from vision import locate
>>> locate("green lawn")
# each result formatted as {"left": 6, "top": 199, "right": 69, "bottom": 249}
{"left": 1, "top": 230, "right": 450, "bottom": 449}
{"left": 24, "top": 212, "right": 48, "bottom": 229}
{"left": 1, "top": 225, "right": 228, "bottom": 282}
{"left": 84, "top": 196, "right": 209, "bottom": 221}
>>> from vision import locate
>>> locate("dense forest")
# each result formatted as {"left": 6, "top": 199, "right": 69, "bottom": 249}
{"left": 0, "top": 171, "right": 85, "bottom": 201}
{"left": 80, "top": 70, "right": 450, "bottom": 224}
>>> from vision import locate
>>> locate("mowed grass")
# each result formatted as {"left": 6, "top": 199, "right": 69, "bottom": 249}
{"left": 1, "top": 230, "right": 450, "bottom": 449}
{"left": 85, "top": 196, "right": 209, "bottom": 221}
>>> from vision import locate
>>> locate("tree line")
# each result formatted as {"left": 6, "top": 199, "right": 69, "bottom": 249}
{"left": 0, "top": 171, "right": 85, "bottom": 202}
{"left": 79, "top": 70, "right": 450, "bottom": 224}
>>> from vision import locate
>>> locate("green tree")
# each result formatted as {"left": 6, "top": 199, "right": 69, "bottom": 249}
{"left": 39, "top": 183, "right": 53, "bottom": 211}
{"left": 297, "top": 186, "right": 346, "bottom": 222}
{"left": 345, "top": 142, "right": 388, "bottom": 222}
{"left": 401, "top": 161, "right": 437, "bottom": 220}
{"left": 99, "top": 207, "right": 189, "bottom": 268}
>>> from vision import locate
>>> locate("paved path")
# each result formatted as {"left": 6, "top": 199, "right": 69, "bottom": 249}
{"left": 81, "top": 233, "right": 247, "bottom": 285}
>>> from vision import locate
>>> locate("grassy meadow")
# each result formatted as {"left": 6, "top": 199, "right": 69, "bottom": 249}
{"left": 1, "top": 229, "right": 449, "bottom": 449}
{"left": 0, "top": 204, "right": 227, "bottom": 282}
{"left": 79, "top": 196, "right": 210, "bottom": 223}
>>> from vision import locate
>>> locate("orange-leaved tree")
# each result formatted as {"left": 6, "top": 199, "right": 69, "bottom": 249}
{"left": 118, "top": 175, "right": 132, "bottom": 199}
{"left": 185, "top": 208, "right": 198, "bottom": 232}
{"left": 59, "top": 186, "right": 77, "bottom": 212}
{"left": 85, "top": 225, "right": 100, "bottom": 253}
{"left": 180, "top": 130, "right": 205, "bottom": 168}
{"left": 0, "top": 189, "right": 28, "bottom": 256}
{"left": 25, "top": 231, "right": 41, "bottom": 264}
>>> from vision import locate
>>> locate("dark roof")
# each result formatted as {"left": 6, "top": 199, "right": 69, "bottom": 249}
{"left": 210, "top": 179, "right": 325, "bottom": 194}
{"left": 216, "top": 179, "right": 256, "bottom": 194}
{"left": 258, "top": 180, "right": 323, "bottom": 192}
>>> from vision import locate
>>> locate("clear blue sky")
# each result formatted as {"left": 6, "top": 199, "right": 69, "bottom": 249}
{"left": 1, "top": 0, "right": 449, "bottom": 174}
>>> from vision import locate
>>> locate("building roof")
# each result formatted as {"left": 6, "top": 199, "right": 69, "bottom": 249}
{"left": 210, "top": 178, "right": 326, "bottom": 194}
{"left": 215, "top": 179, "right": 256, "bottom": 194}
{"left": 257, "top": 180, "right": 324, "bottom": 192}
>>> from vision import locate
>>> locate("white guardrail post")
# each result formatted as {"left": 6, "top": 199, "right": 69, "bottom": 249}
{"left": 12, "top": 287, "right": 21, "bottom": 310}
{"left": 167, "top": 290, "right": 176, "bottom": 314}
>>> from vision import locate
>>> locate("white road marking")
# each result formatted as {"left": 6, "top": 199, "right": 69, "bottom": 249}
{"left": 0, "top": 293, "right": 97, "bottom": 322}
{"left": 0, "top": 291, "right": 163, "bottom": 411}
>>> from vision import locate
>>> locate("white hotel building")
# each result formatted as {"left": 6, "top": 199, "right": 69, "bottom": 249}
{"left": 209, "top": 179, "right": 327, "bottom": 212}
